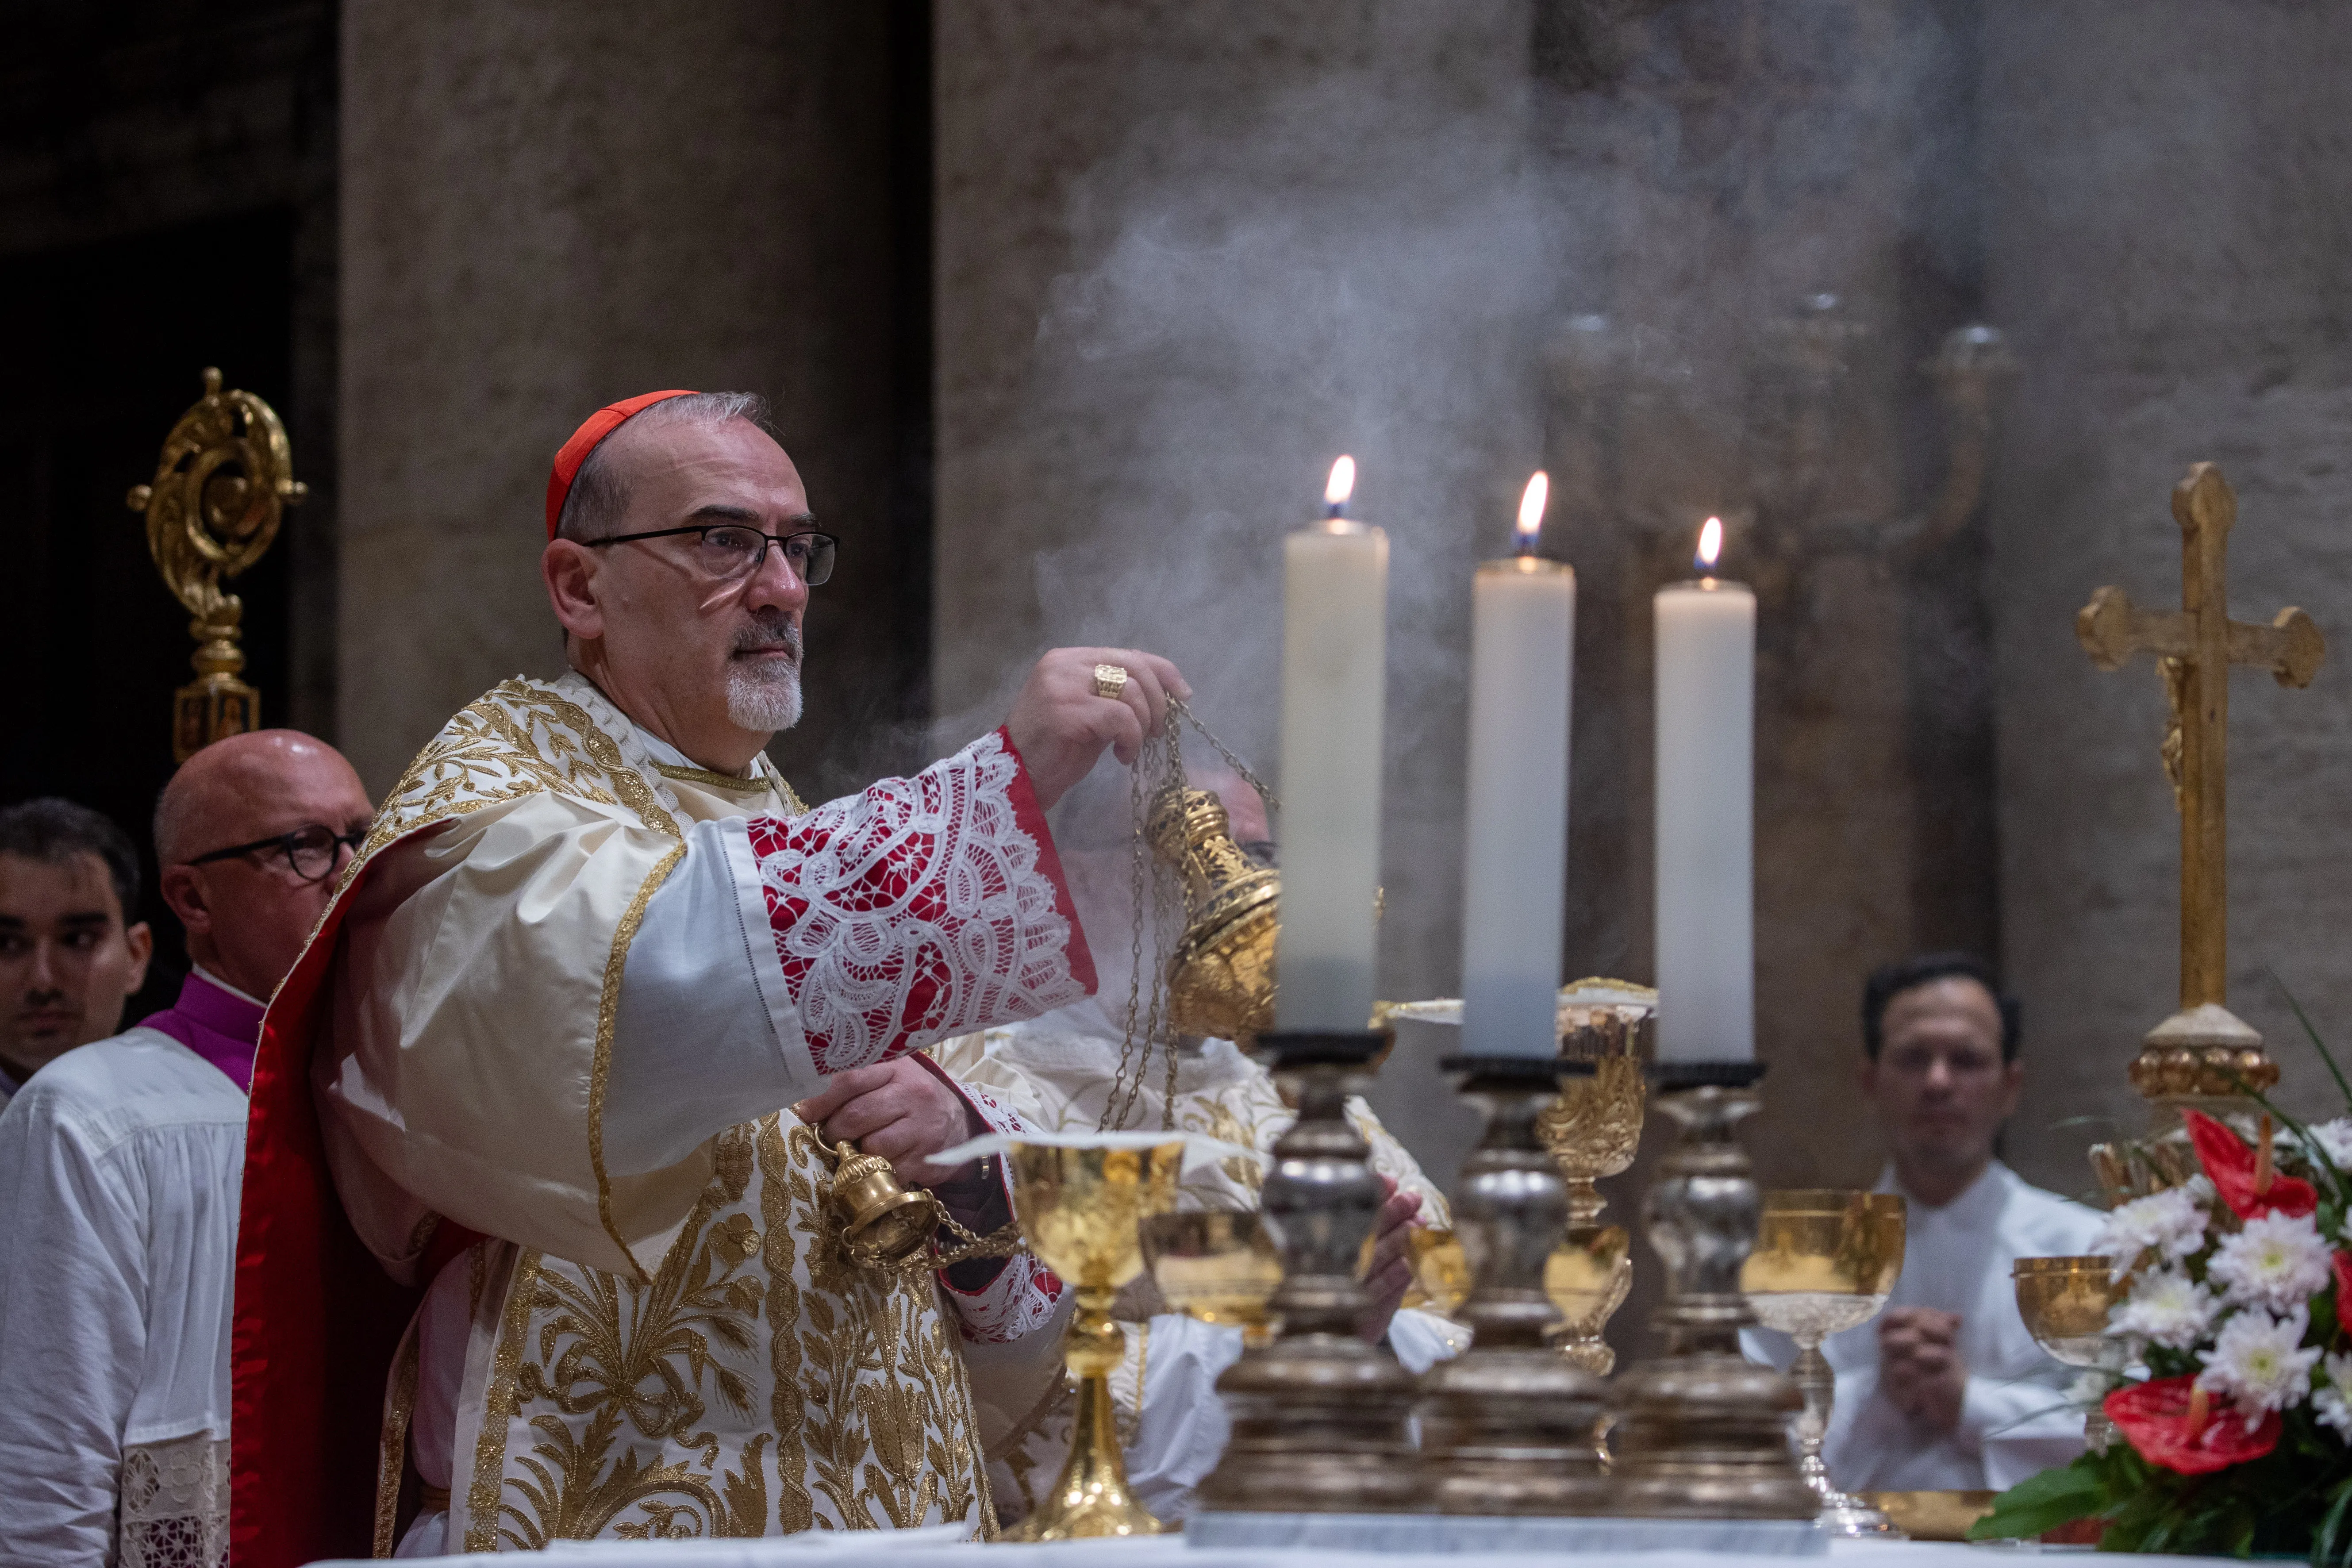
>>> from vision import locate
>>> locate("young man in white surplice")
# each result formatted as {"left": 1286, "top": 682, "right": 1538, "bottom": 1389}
{"left": 1746, "top": 953, "right": 2100, "bottom": 1492}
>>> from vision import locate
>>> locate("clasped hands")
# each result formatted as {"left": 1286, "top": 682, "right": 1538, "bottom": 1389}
{"left": 1878, "top": 1306, "right": 1968, "bottom": 1433}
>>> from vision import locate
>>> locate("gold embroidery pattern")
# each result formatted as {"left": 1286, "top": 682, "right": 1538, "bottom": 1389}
{"left": 656, "top": 763, "right": 770, "bottom": 795}
{"left": 480, "top": 1118, "right": 985, "bottom": 1545}
{"left": 465, "top": 1248, "right": 545, "bottom": 1552}
{"left": 757, "top": 1116, "right": 817, "bottom": 1535}
{"left": 372, "top": 1319, "right": 423, "bottom": 1557}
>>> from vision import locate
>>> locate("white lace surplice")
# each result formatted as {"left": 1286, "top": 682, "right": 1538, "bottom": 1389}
{"left": 0, "top": 1030, "right": 246, "bottom": 1566}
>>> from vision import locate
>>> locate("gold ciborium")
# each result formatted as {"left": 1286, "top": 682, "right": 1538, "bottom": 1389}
{"left": 1742, "top": 1191, "right": 1907, "bottom": 1537}
{"left": 1007, "top": 1137, "right": 1185, "bottom": 1540}
{"left": 1143, "top": 1210, "right": 1283, "bottom": 1349}
{"left": 1147, "top": 786, "right": 1278, "bottom": 1044}
{"left": 2013, "top": 1256, "right": 2129, "bottom": 1453}
{"left": 1537, "top": 1012, "right": 1648, "bottom": 1372}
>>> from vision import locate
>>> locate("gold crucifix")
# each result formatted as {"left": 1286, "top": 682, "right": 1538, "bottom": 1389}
{"left": 2077, "top": 462, "right": 2323, "bottom": 1101}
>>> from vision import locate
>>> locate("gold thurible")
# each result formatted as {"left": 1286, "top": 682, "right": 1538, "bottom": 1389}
{"left": 1147, "top": 785, "right": 1279, "bottom": 1044}
{"left": 126, "top": 368, "right": 305, "bottom": 761}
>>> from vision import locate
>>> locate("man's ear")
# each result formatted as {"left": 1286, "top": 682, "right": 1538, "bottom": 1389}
{"left": 160, "top": 865, "right": 211, "bottom": 938}
{"left": 1998, "top": 1057, "right": 2025, "bottom": 1120}
{"left": 542, "top": 540, "right": 606, "bottom": 642}
{"left": 123, "top": 921, "right": 154, "bottom": 993}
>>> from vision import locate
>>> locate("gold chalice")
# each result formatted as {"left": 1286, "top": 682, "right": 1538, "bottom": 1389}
{"left": 2013, "top": 1256, "right": 2129, "bottom": 1453}
{"left": 1402, "top": 1226, "right": 1470, "bottom": 1316}
{"left": 1007, "top": 1138, "right": 1185, "bottom": 1540}
{"left": 1143, "top": 1211, "right": 1283, "bottom": 1349}
{"left": 1742, "top": 1191, "right": 1907, "bottom": 1537}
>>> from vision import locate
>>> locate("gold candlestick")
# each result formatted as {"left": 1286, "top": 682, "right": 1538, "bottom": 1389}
{"left": 1006, "top": 1138, "right": 1185, "bottom": 1540}
{"left": 1743, "top": 1190, "right": 1907, "bottom": 1536}
{"left": 1612, "top": 1069, "right": 1817, "bottom": 1521}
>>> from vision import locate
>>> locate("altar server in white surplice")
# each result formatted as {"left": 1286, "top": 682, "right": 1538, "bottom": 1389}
{"left": 0, "top": 734, "right": 372, "bottom": 1568}
{"left": 229, "top": 390, "right": 1194, "bottom": 1568}
{"left": 1747, "top": 953, "right": 2101, "bottom": 1492}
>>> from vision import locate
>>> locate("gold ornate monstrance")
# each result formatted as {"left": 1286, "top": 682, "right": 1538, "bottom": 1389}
{"left": 2076, "top": 462, "right": 2323, "bottom": 1111}
{"left": 126, "top": 368, "right": 305, "bottom": 760}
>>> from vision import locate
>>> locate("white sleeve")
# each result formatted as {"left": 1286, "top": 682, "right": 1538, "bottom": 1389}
{"left": 1125, "top": 1314, "right": 1249, "bottom": 1522}
{"left": 1966, "top": 1373, "right": 2089, "bottom": 1486}
{"left": 0, "top": 1086, "right": 147, "bottom": 1561}
{"left": 1389, "top": 1307, "right": 1471, "bottom": 1374}
{"left": 604, "top": 818, "right": 819, "bottom": 1176}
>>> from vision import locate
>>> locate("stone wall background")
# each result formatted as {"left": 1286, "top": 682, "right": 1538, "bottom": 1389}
{"left": 1983, "top": 2, "right": 2352, "bottom": 1195}
{"left": 338, "top": 0, "right": 934, "bottom": 801}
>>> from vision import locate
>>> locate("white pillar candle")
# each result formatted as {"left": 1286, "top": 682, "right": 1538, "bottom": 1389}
{"left": 1653, "top": 518, "right": 1756, "bottom": 1063}
{"left": 1461, "top": 473, "right": 1576, "bottom": 1058}
{"left": 1275, "top": 457, "right": 1389, "bottom": 1032}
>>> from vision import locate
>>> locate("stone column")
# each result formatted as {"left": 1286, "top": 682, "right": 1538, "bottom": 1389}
{"left": 339, "top": 0, "right": 931, "bottom": 797}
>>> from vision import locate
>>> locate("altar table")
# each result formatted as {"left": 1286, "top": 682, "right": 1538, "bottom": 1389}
{"left": 319, "top": 1530, "right": 2241, "bottom": 1567}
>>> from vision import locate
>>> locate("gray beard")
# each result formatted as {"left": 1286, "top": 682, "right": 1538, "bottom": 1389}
{"left": 726, "top": 656, "right": 803, "bottom": 732}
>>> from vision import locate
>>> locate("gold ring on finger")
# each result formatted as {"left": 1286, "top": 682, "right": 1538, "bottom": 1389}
{"left": 1091, "top": 663, "right": 1131, "bottom": 700}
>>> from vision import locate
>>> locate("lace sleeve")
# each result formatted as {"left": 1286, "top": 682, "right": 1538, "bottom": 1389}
{"left": 118, "top": 1431, "right": 229, "bottom": 1568}
{"left": 934, "top": 1065, "right": 1068, "bottom": 1344}
{"left": 746, "top": 728, "right": 1094, "bottom": 1074}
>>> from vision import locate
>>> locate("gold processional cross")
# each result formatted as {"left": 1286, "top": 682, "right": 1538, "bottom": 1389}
{"left": 2077, "top": 462, "right": 2324, "bottom": 1103}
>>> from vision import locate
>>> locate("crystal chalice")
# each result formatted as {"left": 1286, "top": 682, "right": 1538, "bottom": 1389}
{"left": 1742, "top": 1190, "right": 1908, "bottom": 1537}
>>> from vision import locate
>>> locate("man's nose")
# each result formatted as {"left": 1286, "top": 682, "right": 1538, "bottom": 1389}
{"left": 26, "top": 941, "right": 63, "bottom": 992}
{"left": 1922, "top": 1055, "right": 1955, "bottom": 1091}
{"left": 742, "top": 542, "right": 812, "bottom": 614}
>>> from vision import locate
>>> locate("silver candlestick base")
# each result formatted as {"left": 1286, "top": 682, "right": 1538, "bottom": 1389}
{"left": 1193, "top": 1030, "right": 1426, "bottom": 1515}
{"left": 1611, "top": 1067, "right": 1817, "bottom": 1521}
{"left": 1415, "top": 1056, "right": 1613, "bottom": 1514}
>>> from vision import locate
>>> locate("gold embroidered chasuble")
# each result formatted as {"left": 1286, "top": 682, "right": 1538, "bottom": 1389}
{"left": 295, "top": 673, "right": 1079, "bottom": 1550}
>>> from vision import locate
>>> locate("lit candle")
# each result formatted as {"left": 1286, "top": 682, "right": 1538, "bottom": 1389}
{"left": 1275, "top": 456, "right": 1389, "bottom": 1032}
{"left": 1653, "top": 517, "right": 1756, "bottom": 1063}
{"left": 1461, "top": 472, "right": 1576, "bottom": 1058}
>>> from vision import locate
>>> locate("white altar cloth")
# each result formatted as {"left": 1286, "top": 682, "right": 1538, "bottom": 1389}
{"left": 316, "top": 1530, "right": 2243, "bottom": 1567}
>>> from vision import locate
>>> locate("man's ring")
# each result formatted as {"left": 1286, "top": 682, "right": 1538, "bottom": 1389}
{"left": 1092, "top": 663, "right": 1131, "bottom": 700}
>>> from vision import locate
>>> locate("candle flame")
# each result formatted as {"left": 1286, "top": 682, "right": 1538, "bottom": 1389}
{"left": 1515, "top": 470, "right": 1549, "bottom": 553}
{"left": 1325, "top": 455, "right": 1357, "bottom": 509}
{"left": 1695, "top": 516, "right": 1724, "bottom": 573}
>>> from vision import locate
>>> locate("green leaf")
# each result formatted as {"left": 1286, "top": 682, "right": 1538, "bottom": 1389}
{"left": 1971, "top": 1459, "right": 2111, "bottom": 1541}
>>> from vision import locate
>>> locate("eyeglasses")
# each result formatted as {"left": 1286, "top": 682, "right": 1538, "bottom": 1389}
{"left": 186, "top": 823, "right": 367, "bottom": 884}
{"left": 586, "top": 524, "right": 837, "bottom": 586}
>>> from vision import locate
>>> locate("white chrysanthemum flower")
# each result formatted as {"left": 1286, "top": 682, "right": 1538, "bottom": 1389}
{"left": 2316, "top": 1352, "right": 2352, "bottom": 1441}
{"left": 2112, "top": 1269, "right": 2219, "bottom": 1349}
{"left": 2210, "top": 1211, "right": 2334, "bottom": 1311}
{"left": 2093, "top": 1184, "right": 2211, "bottom": 1268}
{"left": 2306, "top": 1118, "right": 2352, "bottom": 1171}
{"left": 2197, "top": 1307, "right": 2321, "bottom": 1426}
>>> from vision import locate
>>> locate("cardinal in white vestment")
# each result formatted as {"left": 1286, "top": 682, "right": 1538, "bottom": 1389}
{"left": 0, "top": 732, "right": 373, "bottom": 1566}
{"left": 228, "top": 390, "right": 1192, "bottom": 1565}
{"left": 1746, "top": 953, "right": 2100, "bottom": 1491}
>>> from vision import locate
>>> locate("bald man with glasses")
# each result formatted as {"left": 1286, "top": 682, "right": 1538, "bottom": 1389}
{"left": 0, "top": 730, "right": 372, "bottom": 1565}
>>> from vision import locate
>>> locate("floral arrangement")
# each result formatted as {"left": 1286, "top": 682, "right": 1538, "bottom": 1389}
{"left": 1977, "top": 1095, "right": 2352, "bottom": 1559}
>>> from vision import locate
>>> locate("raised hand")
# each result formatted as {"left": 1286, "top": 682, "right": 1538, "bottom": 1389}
{"left": 1004, "top": 647, "right": 1191, "bottom": 809}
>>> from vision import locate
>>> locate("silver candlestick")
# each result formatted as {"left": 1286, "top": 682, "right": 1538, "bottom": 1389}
{"left": 1611, "top": 1066, "right": 1817, "bottom": 1521}
{"left": 1415, "top": 1056, "right": 1613, "bottom": 1514}
{"left": 1193, "top": 1030, "right": 1426, "bottom": 1514}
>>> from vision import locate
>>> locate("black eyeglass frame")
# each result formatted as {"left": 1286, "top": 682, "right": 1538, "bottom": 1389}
{"left": 584, "top": 524, "right": 838, "bottom": 586}
{"left": 185, "top": 824, "right": 368, "bottom": 884}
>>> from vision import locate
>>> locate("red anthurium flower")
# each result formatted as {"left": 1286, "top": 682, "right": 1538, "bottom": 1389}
{"left": 2185, "top": 1109, "right": 2317, "bottom": 1220}
{"left": 2335, "top": 1252, "right": 2352, "bottom": 1336}
{"left": 2107, "top": 1376, "right": 2280, "bottom": 1475}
